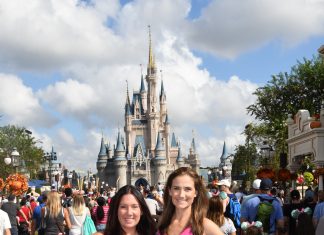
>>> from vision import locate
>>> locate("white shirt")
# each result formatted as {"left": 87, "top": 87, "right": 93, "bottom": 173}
{"left": 144, "top": 198, "right": 161, "bottom": 216}
{"left": 0, "top": 209, "right": 11, "bottom": 235}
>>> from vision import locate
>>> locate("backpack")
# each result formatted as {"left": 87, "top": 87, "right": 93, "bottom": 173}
{"left": 255, "top": 196, "right": 274, "bottom": 233}
{"left": 82, "top": 215, "right": 97, "bottom": 235}
{"left": 227, "top": 195, "right": 241, "bottom": 228}
{"left": 62, "top": 197, "right": 72, "bottom": 208}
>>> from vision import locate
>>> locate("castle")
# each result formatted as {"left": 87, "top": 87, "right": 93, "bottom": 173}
{"left": 96, "top": 29, "right": 200, "bottom": 188}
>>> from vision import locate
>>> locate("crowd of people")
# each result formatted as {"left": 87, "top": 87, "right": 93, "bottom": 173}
{"left": 0, "top": 167, "right": 324, "bottom": 235}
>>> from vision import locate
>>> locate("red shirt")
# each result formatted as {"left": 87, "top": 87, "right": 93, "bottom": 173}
{"left": 17, "top": 206, "right": 31, "bottom": 222}
{"left": 91, "top": 205, "right": 109, "bottom": 225}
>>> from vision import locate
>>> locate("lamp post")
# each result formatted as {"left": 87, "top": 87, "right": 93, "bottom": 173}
{"left": 44, "top": 147, "right": 57, "bottom": 185}
{"left": 4, "top": 147, "right": 20, "bottom": 173}
{"left": 260, "top": 141, "right": 274, "bottom": 168}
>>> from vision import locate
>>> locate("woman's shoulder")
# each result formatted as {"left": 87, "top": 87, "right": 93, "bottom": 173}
{"left": 92, "top": 233, "right": 104, "bottom": 235}
{"left": 203, "top": 218, "right": 224, "bottom": 235}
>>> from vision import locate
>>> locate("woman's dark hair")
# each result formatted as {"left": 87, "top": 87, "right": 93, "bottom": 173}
{"left": 104, "top": 185, "right": 156, "bottom": 235}
{"left": 158, "top": 167, "right": 208, "bottom": 235}
{"left": 296, "top": 213, "right": 315, "bottom": 235}
{"left": 96, "top": 196, "right": 106, "bottom": 220}
{"left": 20, "top": 197, "right": 27, "bottom": 206}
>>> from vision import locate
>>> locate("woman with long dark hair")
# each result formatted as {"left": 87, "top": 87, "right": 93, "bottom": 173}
{"left": 93, "top": 185, "right": 156, "bottom": 235}
{"left": 157, "top": 167, "right": 223, "bottom": 235}
{"left": 91, "top": 197, "right": 109, "bottom": 232}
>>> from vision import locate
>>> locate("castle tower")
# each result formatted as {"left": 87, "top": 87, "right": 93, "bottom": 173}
{"left": 97, "top": 137, "right": 108, "bottom": 171}
{"left": 176, "top": 143, "right": 185, "bottom": 168}
{"left": 146, "top": 26, "right": 159, "bottom": 152}
{"left": 187, "top": 136, "right": 201, "bottom": 173}
{"left": 113, "top": 130, "right": 127, "bottom": 189}
{"left": 164, "top": 114, "right": 171, "bottom": 163}
{"left": 153, "top": 132, "right": 167, "bottom": 184}
{"left": 125, "top": 83, "right": 133, "bottom": 156}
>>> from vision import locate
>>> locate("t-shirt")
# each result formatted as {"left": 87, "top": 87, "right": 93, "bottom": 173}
{"left": 0, "top": 209, "right": 11, "bottom": 235}
{"left": 241, "top": 194, "right": 283, "bottom": 234}
{"left": 32, "top": 203, "right": 45, "bottom": 230}
{"left": 1, "top": 201, "right": 19, "bottom": 227}
{"left": 313, "top": 202, "right": 324, "bottom": 221}
{"left": 91, "top": 205, "right": 109, "bottom": 225}
{"left": 18, "top": 205, "right": 31, "bottom": 222}
{"left": 144, "top": 198, "right": 161, "bottom": 216}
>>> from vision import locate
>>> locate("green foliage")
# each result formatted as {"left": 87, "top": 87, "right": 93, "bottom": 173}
{"left": 0, "top": 125, "right": 44, "bottom": 179}
{"left": 303, "top": 172, "right": 314, "bottom": 185}
{"left": 247, "top": 56, "right": 324, "bottom": 152}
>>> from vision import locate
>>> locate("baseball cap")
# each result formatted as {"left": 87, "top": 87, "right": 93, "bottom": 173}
{"left": 216, "top": 179, "right": 231, "bottom": 188}
{"left": 260, "top": 178, "right": 272, "bottom": 190}
{"left": 252, "top": 179, "right": 261, "bottom": 190}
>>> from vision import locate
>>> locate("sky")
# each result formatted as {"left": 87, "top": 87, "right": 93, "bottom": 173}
{"left": 0, "top": 0, "right": 324, "bottom": 174}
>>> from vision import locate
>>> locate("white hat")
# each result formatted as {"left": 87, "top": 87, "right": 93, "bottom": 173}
{"left": 216, "top": 179, "right": 231, "bottom": 188}
{"left": 252, "top": 179, "right": 261, "bottom": 190}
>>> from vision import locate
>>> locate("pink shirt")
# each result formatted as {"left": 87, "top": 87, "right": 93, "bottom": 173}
{"left": 157, "top": 227, "right": 193, "bottom": 235}
{"left": 91, "top": 205, "right": 109, "bottom": 225}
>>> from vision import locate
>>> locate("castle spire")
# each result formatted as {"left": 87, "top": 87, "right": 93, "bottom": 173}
{"left": 115, "top": 129, "right": 125, "bottom": 152}
{"left": 140, "top": 74, "right": 146, "bottom": 92}
{"left": 98, "top": 136, "right": 107, "bottom": 156}
{"left": 220, "top": 141, "right": 227, "bottom": 161}
{"left": 147, "top": 25, "right": 156, "bottom": 74}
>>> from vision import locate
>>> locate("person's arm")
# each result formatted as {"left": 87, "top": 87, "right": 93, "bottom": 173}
{"left": 64, "top": 208, "right": 71, "bottom": 229}
{"left": 4, "top": 228, "right": 11, "bottom": 235}
{"left": 203, "top": 218, "right": 224, "bottom": 235}
{"left": 30, "top": 219, "right": 36, "bottom": 235}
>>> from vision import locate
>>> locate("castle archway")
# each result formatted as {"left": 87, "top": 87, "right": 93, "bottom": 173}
{"left": 134, "top": 177, "right": 149, "bottom": 188}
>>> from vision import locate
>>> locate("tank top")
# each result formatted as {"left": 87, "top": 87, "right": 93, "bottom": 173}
{"left": 156, "top": 227, "right": 193, "bottom": 235}
{"left": 44, "top": 207, "right": 65, "bottom": 235}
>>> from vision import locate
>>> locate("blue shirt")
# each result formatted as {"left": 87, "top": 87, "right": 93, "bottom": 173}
{"left": 240, "top": 194, "right": 283, "bottom": 233}
{"left": 313, "top": 202, "right": 324, "bottom": 221}
{"left": 32, "top": 203, "right": 45, "bottom": 229}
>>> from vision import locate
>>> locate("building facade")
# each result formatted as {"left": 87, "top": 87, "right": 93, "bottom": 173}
{"left": 96, "top": 31, "right": 200, "bottom": 189}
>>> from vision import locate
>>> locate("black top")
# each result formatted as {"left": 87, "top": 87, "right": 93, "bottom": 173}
{"left": 1, "top": 201, "right": 19, "bottom": 227}
{"left": 283, "top": 202, "right": 304, "bottom": 235}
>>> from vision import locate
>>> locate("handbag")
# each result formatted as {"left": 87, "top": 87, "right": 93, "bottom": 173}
{"left": 82, "top": 215, "right": 97, "bottom": 235}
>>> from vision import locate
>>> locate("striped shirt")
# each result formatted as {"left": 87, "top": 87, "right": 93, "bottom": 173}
{"left": 91, "top": 205, "right": 109, "bottom": 225}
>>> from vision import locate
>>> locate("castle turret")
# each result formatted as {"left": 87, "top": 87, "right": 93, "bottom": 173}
{"left": 97, "top": 137, "right": 108, "bottom": 171}
{"left": 153, "top": 132, "right": 167, "bottom": 184}
{"left": 114, "top": 130, "right": 128, "bottom": 189}
{"left": 160, "top": 78, "right": 167, "bottom": 124}
{"left": 140, "top": 75, "right": 147, "bottom": 112}
{"left": 176, "top": 144, "right": 185, "bottom": 168}
{"left": 187, "top": 136, "right": 200, "bottom": 173}
{"left": 220, "top": 141, "right": 227, "bottom": 162}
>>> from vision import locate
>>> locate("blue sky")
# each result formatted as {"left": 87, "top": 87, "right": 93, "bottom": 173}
{"left": 0, "top": 0, "right": 323, "bottom": 173}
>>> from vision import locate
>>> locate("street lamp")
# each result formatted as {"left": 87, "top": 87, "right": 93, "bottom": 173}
{"left": 44, "top": 147, "right": 57, "bottom": 184}
{"left": 260, "top": 141, "right": 274, "bottom": 168}
{"left": 4, "top": 147, "right": 20, "bottom": 173}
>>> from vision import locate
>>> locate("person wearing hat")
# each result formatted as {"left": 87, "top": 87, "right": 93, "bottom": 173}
{"left": 241, "top": 178, "right": 284, "bottom": 235}
{"left": 217, "top": 179, "right": 241, "bottom": 231}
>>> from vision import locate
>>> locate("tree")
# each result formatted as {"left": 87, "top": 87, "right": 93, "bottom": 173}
{"left": 0, "top": 125, "right": 44, "bottom": 179}
{"left": 247, "top": 56, "right": 324, "bottom": 154}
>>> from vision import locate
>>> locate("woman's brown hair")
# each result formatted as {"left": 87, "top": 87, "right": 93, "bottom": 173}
{"left": 207, "top": 196, "right": 224, "bottom": 227}
{"left": 158, "top": 167, "right": 208, "bottom": 235}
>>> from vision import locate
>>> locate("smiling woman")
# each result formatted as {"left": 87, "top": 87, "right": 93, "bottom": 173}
{"left": 93, "top": 185, "right": 156, "bottom": 235}
{"left": 157, "top": 167, "right": 223, "bottom": 235}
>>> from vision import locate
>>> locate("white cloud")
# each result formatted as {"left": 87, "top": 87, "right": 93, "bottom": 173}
{"left": 1, "top": 0, "right": 321, "bottom": 171}
{"left": 186, "top": 0, "right": 324, "bottom": 59}
{"left": 0, "top": 73, "right": 57, "bottom": 127}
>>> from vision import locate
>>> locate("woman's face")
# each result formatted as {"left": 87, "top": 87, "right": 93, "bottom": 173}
{"left": 169, "top": 174, "right": 197, "bottom": 210}
{"left": 118, "top": 194, "right": 142, "bottom": 232}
